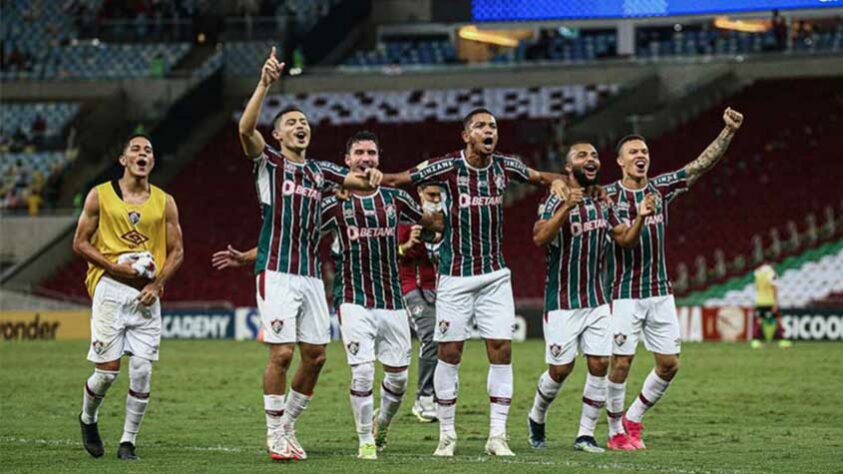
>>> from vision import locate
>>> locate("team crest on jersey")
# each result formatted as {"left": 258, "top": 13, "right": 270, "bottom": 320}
{"left": 343, "top": 205, "right": 355, "bottom": 219}
{"left": 438, "top": 320, "right": 450, "bottom": 334}
{"left": 284, "top": 161, "right": 297, "bottom": 172}
{"left": 384, "top": 204, "right": 396, "bottom": 219}
{"left": 346, "top": 341, "right": 360, "bottom": 355}
{"left": 549, "top": 344, "right": 563, "bottom": 358}
{"left": 270, "top": 319, "right": 284, "bottom": 334}
{"left": 92, "top": 340, "right": 105, "bottom": 355}
{"left": 121, "top": 230, "right": 149, "bottom": 247}
{"left": 614, "top": 333, "right": 628, "bottom": 347}
{"left": 457, "top": 175, "right": 470, "bottom": 187}
{"left": 494, "top": 174, "right": 506, "bottom": 189}
{"left": 314, "top": 173, "right": 324, "bottom": 189}
{"left": 128, "top": 211, "right": 141, "bottom": 225}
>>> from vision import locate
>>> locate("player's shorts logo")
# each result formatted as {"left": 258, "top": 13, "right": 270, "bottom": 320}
{"left": 120, "top": 230, "right": 149, "bottom": 247}
{"left": 128, "top": 211, "right": 141, "bottom": 226}
{"left": 549, "top": 344, "right": 563, "bottom": 358}
{"left": 614, "top": 333, "right": 628, "bottom": 347}
{"left": 92, "top": 340, "right": 105, "bottom": 355}
{"left": 346, "top": 341, "right": 360, "bottom": 355}
{"left": 270, "top": 319, "right": 284, "bottom": 334}
{"left": 438, "top": 320, "right": 450, "bottom": 334}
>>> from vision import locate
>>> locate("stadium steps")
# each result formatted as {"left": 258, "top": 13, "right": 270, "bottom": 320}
{"left": 171, "top": 44, "right": 217, "bottom": 76}
{"left": 678, "top": 238, "right": 843, "bottom": 306}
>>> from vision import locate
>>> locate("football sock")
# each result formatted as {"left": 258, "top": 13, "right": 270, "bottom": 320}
{"left": 281, "top": 390, "right": 311, "bottom": 434}
{"left": 264, "top": 394, "right": 285, "bottom": 434}
{"left": 577, "top": 373, "right": 607, "bottom": 438}
{"left": 626, "top": 369, "right": 671, "bottom": 423}
{"left": 121, "top": 357, "right": 152, "bottom": 444}
{"left": 378, "top": 370, "right": 408, "bottom": 428}
{"left": 606, "top": 380, "right": 627, "bottom": 436}
{"left": 81, "top": 369, "right": 119, "bottom": 424}
{"left": 529, "top": 370, "right": 563, "bottom": 424}
{"left": 350, "top": 363, "right": 375, "bottom": 445}
{"left": 487, "top": 364, "right": 513, "bottom": 438}
{"left": 434, "top": 360, "right": 459, "bottom": 437}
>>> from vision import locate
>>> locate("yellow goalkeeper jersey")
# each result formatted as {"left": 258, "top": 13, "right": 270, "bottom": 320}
{"left": 754, "top": 264, "right": 777, "bottom": 307}
{"left": 84, "top": 180, "right": 168, "bottom": 297}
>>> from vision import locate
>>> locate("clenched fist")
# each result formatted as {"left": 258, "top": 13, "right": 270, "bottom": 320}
{"left": 723, "top": 107, "right": 743, "bottom": 131}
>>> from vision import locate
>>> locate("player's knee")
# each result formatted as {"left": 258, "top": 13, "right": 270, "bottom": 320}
{"left": 610, "top": 356, "right": 633, "bottom": 378}
{"left": 128, "top": 356, "right": 153, "bottom": 394}
{"left": 438, "top": 343, "right": 463, "bottom": 364}
{"left": 351, "top": 362, "right": 376, "bottom": 393}
{"left": 383, "top": 369, "right": 408, "bottom": 395}
{"left": 548, "top": 363, "right": 573, "bottom": 383}
{"left": 89, "top": 367, "right": 120, "bottom": 395}
{"left": 303, "top": 351, "right": 327, "bottom": 372}
{"left": 268, "top": 345, "right": 294, "bottom": 371}
{"left": 587, "top": 356, "right": 609, "bottom": 377}
{"left": 657, "top": 357, "right": 679, "bottom": 380}
{"left": 487, "top": 339, "right": 512, "bottom": 364}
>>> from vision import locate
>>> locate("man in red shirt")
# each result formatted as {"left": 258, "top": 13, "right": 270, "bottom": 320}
{"left": 398, "top": 183, "right": 443, "bottom": 422}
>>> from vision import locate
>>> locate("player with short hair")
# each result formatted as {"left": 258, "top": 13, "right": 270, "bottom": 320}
{"left": 527, "top": 143, "right": 655, "bottom": 453}
{"left": 603, "top": 108, "right": 744, "bottom": 450}
{"left": 74, "top": 133, "right": 184, "bottom": 460}
{"left": 381, "top": 108, "right": 568, "bottom": 457}
{"left": 321, "top": 131, "right": 444, "bottom": 460}
{"left": 239, "top": 48, "right": 382, "bottom": 461}
{"left": 398, "top": 183, "right": 444, "bottom": 423}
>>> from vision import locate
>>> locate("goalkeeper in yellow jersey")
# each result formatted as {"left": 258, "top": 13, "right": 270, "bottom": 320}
{"left": 751, "top": 263, "right": 791, "bottom": 349}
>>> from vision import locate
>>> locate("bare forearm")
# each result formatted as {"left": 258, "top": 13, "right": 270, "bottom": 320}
{"left": 616, "top": 215, "right": 645, "bottom": 248}
{"left": 73, "top": 240, "right": 114, "bottom": 272}
{"left": 685, "top": 127, "right": 735, "bottom": 185}
{"left": 382, "top": 171, "right": 412, "bottom": 188}
{"left": 155, "top": 246, "right": 183, "bottom": 289}
{"left": 244, "top": 247, "right": 258, "bottom": 264}
{"left": 533, "top": 207, "right": 570, "bottom": 246}
{"left": 530, "top": 169, "right": 566, "bottom": 187}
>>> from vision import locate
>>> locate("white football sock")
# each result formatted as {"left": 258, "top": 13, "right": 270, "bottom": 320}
{"left": 264, "top": 394, "right": 285, "bottom": 434}
{"left": 81, "top": 368, "right": 119, "bottom": 424}
{"left": 350, "top": 363, "right": 375, "bottom": 445}
{"left": 121, "top": 357, "right": 152, "bottom": 444}
{"left": 528, "top": 370, "right": 563, "bottom": 424}
{"left": 606, "top": 380, "right": 626, "bottom": 436}
{"left": 281, "top": 390, "right": 311, "bottom": 434}
{"left": 577, "top": 373, "right": 607, "bottom": 438}
{"left": 433, "top": 360, "right": 459, "bottom": 437}
{"left": 378, "top": 370, "right": 408, "bottom": 428}
{"left": 626, "top": 369, "right": 671, "bottom": 423}
{"left": 487, "top": 364, "right": 513, "bottom": 438}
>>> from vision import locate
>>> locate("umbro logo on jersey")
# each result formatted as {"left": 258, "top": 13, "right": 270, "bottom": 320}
{"left": 128, "top": 211, "right": 141, "bottom": 225}
{"left": 270, "top": 319, "right": 284, "bottom": 334}
{"left": 457, "top": 176, "right": 470, "bottom": 186}
{"left": 343, "top": 206, "right": 354, "bottom": 219}
{"left": 121, "top": 230, "right": 149, "bottom": 247}
{"left": 346, "top": 341, "right": 360, "bottom": 355}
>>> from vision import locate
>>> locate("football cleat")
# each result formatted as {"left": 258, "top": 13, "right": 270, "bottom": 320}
{"left": 267, "top": 431, "right": 294, "bottom": 461}
{"left": 284, "top": 431, "right": 307, "bottom": 460}
{"left": 433, "top": 433, "right": 457, "bottom": 457}
{"left": 622, "top": 415, "right": 646, "bottom": 450}
{"left": 607, "top": 433, "right": 637, "bottom": 451}
{"left": 412, "top": 396, "right": 437, "bottom": 422}
{"left": 357, "top": 443, "right": 377, "bottom": 460}
{"left": 485, "top": 434, "right": 515, "bottom": 456}
{"left": 527, "top": 416, "right": 546, "bottom": 449}
{"left": 79, "top": 413, "right": 104, "bottom": 458}
{"left": 117, "top": 442, "right": 139, "bottom": 460}
{"left": 573, "top": 436, "right": 605, "bottom": 453}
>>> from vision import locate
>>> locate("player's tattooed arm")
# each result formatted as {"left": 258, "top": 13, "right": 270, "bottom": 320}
{"left": 612, "top": 194, "right": 657, "bottom": 248}
{"left": 533, "top": 188, "right": 583, "bottom": 246}
{"left": 212, "top": 246, "right": 257, "bottom": 270}
{"left": 72, "top": 188, "right": 138, "bottom": 280}
{"left": 239, "top": 47, "right": 285, "bottom": 159}
{"left": 138, "top": 195, "right": 184, "bottom": 305}
{"left": 684, "top": 107, "right": 743, "bottom": 186}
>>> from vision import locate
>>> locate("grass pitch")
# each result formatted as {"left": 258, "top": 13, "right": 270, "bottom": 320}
{"left": 1, "top": 340, "right": 841, "bottom": 473}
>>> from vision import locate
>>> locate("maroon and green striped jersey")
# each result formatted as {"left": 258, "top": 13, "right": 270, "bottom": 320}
{"left": 321, "top": 187, "right": 424, "bottom": 310}
{"left": 540, "top": 192, "right": 623, "bottom": 311}
{"left": 408, "top": 151, "right": 531, "bottom": 277}
{"left": 603, "top": 169, "right": 690, "bottom": 299}
{"left": 253, "top": 145, "right": 349, "bottom": 277}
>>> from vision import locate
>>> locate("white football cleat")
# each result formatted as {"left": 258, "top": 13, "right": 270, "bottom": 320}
{"left": 485, "top": 434, "right": 515, "bottom": 456}
{"left": 433, "top": 433, "right": 457, "bottom": 457}
{"left": 285, "top": 431, "right": 307, "bottom": 460}
{"left": 267, "top": 431, "right": 294, "bottom": 461}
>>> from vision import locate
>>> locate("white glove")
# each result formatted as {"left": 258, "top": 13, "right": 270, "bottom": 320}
{"left": 117, "top": 251, "right": 157, "bottom": 280}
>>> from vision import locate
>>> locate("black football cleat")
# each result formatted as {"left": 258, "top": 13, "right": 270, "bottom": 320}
{"left": 528, "top": 416, "right": 546, "bottom": 449}
{"left": 79, "top": 413, "right": 104, "bottom": 458}
{"left": 117, "top": 442, "right": 139, "bottom": 460}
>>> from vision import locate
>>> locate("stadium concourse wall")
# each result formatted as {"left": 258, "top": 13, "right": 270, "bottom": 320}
{"left": 3, "top": 305, "right": 842, "bottom": 343}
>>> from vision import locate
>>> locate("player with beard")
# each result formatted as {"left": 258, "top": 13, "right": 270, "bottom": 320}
{"left": 320, "top": 131, "right": 444, "bottom": 460}
{"left": 527, "top": 143, "right": 655, "bottom": 453}
{"left": 239, "top": 48, "right": 383, "bottom": 461}
{"left": 603, "top": 108, "right": 743, "bottom": 450}
{"left": 381, "top": 108, "right": 568, "bottom": 457}
{"left": 75, "top": 133, "right": 184, "bottom": 460}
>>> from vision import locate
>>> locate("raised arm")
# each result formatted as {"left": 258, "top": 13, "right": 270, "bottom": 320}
{"left": 527, "top": 168, "right": 566, "bottom": 187}
{"left": 138, "top": 195, "right": 184, "bottom": 305}
{"left": 238, "top": 47, "right": 284, "bottom": 159}
{"left": 533, "top": 188, "right": 582, "bottom": 247}
{"left": 72, "top": 188, "right": 138, "bottom": 280}
{"left": 611, "top": 194, "right": 656, "bottom": 248}
{"left": 684, "top": 107, "right": 743, "bottom": 186}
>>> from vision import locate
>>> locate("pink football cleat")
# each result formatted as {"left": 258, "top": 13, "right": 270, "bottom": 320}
{"left": 607, "top": 433, "right": 637, "bottom": 451}
{"left": 622, "top": 415, "right": 646, "bottom": 450}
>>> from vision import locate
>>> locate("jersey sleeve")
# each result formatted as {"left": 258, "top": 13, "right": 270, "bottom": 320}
{"left": 320, "top": 196, "right": 340, "bottom": 234}
{"left": 652, "top": 169, "right": 690, "bottom": 204}
{"left": 408, "top": 156, "right": 455, "bottom": 186}
{"left": 538, "top": 192, "right": 563, "bottom": 220}
{"left": 315, "top": 160, "right": 350, "bottom": 190}
{"left": 395, "top": 189, "right": 424, "bottom": 224}
{"left": 606, "top": 203, "right": 624, "bottom": 229}
{"left": 500, "top": 155, "right": 531, "bottom": 183}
